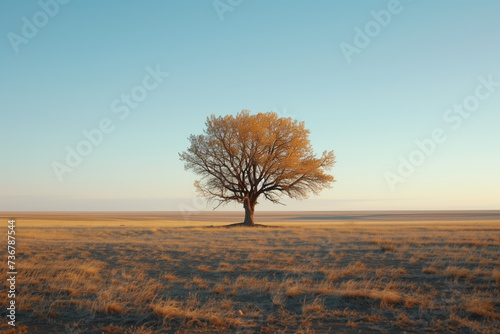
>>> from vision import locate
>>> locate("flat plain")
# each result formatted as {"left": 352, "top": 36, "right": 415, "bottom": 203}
{"left": 1, "top": 211, "right": 499, "bottom": 333}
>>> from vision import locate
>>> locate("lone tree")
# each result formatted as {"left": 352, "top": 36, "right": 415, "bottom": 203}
{"left": 179, "top": 110, "right": 336, "bottom": 226}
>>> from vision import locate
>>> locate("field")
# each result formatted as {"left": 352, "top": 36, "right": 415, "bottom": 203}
{"left": 1, "top": 211, "right": 499, "bottom": 333}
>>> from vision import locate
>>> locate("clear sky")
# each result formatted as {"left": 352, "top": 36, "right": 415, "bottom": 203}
{"left": 1, "top": 0, "right": 499, "bottom": 211}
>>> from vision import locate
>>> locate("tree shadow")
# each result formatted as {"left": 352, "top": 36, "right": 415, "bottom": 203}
{"left": 206, "top": 222, "right": 281, "bottom": 228}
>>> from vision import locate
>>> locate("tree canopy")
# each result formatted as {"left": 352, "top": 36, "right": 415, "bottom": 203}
{"left": 179, "top": 110, "right": 335, "bottom": 225}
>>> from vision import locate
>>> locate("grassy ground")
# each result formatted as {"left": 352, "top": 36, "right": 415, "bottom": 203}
{"left": 1, "top": 214, "right": 499, "bottom": 333}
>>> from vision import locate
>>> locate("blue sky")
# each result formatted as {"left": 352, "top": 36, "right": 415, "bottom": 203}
{"left": 1, "top": 0, "right": 499, "bottom": 211}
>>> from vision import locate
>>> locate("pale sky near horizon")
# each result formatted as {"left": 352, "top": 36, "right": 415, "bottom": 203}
{"left": 1, "top": 1, "right": 499, "bottom": 212}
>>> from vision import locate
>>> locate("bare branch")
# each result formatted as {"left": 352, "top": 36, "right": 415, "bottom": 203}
{"left": 179, "top": 110, "right": 336, "bottom": 222}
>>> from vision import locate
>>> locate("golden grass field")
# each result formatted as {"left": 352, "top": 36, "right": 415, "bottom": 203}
{"left": 1, "top": 211, "right": 499, "bottom": 333}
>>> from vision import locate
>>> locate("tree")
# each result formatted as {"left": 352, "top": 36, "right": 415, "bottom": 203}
{"left": 179, "top": 110, "right": 336, "bottom": 226}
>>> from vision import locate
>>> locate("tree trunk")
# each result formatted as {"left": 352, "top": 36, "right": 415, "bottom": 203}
{"left": 243, "top": 197, "right": 256, "bottom": 226}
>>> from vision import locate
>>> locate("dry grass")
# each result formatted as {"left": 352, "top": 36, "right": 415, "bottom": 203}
{"left": 162, "top": 273, "right": 178, "bottom": 281}
{"left": 285, "top": 284, "right": 304, "bottom": 297}
{"left": 423, "top": 267, "right": 441, "bottom": 275}
{"left": 1, "top": 216, "right": 499, "bottom": 333}
{"left": 197, "top": 265, "right": 211, "bottom": 272}
{"left": 335, "top": 280, "right": 403, "bottom": 307}
{"left": 492, "top": 268, "right": 500, "bottom": 285}
{"left": 302, "top": 297, "right": 324, "bottom": 314}
{"left": 464, "top": 296, "right": 499, "bottom": 319}
{"left": 445, "top": 266, "right": 471, "bottom": 279}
